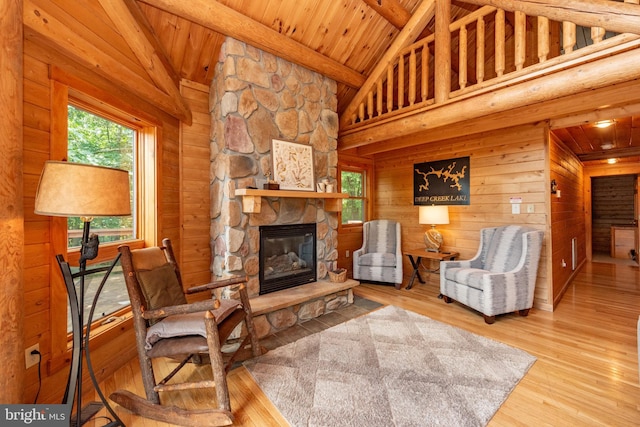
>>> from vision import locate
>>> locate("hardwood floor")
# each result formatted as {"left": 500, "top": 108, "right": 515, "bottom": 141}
{"left": 86, "top": 260, "right": 640, "bottom": 426}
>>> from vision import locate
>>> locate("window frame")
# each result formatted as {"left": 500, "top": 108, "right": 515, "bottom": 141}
{"left": 48, "top": 79, "right": 158, "bottom": 373}
{"left": 338, "top": 160, "right": 373, "bottom": 228}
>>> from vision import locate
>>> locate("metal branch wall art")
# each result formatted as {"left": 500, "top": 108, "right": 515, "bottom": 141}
{"left": 414, "top": 156, "right": 470, "bottom": 205}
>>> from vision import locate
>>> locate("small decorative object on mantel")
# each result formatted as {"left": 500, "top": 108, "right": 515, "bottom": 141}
{"left": 328, "top": 268, "right": 347, "bottom": 283}
{"left": 317, "top": 178, "right": 332, "bottom": 193}
{"left": 263, "top": 171, "right": 280, "bottom": 190}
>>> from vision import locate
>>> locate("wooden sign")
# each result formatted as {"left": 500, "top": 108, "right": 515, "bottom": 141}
{"left": 413, "top": 156, "right": 470, "bottom": 205}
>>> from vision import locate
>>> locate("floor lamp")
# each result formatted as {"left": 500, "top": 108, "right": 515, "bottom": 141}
{"left": 35, "top": 161, "right": 131, "bottom": 427}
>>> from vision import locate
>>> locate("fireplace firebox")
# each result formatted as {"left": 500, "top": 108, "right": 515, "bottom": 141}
{"left": 259, "top": 223, "right": 316, "bottom": 295}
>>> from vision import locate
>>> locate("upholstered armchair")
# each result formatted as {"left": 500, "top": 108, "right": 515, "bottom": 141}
{"left": 353, "top": 220, "right": 403, "bottom": 288}
{"left": 440, "top": 225, "right": 544, "bottom": 324}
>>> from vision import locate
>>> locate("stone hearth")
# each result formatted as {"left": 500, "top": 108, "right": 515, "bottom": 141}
{"left": 250, "top": 279, "right": 359, "bottom": 338}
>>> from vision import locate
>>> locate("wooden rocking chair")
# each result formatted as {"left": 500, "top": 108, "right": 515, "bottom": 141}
{"left": 109, "top": 238, "right": 263, "bottom": 426}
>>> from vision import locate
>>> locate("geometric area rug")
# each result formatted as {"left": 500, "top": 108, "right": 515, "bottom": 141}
{"left": 244, "top": 305, "right": 536, "bottom": 427}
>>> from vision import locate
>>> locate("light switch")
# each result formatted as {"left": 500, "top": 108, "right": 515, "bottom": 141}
{"left": 527, "top": 204, "right": 534, "bottom": 213}
{"left": 512, "top": 204, "right": 520, "bottom": 214}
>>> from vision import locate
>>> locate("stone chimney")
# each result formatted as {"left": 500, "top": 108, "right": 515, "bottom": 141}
{"left": 210, "top": 37, "right": 340, "bottom": 298}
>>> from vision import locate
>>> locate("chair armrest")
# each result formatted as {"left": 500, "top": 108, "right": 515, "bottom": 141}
{"left": 142, "top": 299, "right": 221, "bottom": 320}
{"left": 185, "top": 275, "right": 247, "bottom": 294}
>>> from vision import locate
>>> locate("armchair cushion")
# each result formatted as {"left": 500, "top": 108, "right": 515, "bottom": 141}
{"left": 444, "top": 267, "right": 489, "bottom": 290}
{"left": 136, "top": 263, "right": 187, "bottom": 313}
{"left": 145, "top": 298, "right": 242, "bottom": 349}
{"left": 366, "top": 221, "right": 398, "bottom": 254}
{"left": 484, "top": 226, "right": 527, "bottom": 273}
{"left": 358, "top": 252, "right": 398, "bottom": 267}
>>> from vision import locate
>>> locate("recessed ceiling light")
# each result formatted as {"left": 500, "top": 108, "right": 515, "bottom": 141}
{"left": 594, "top": 120, "right": 614, "bottom": 128}
{"left": 600, "top": 143, "right": 614, "bottom": 150}
{"left": 607, "top": 158, "right": 617, "bottom": 164}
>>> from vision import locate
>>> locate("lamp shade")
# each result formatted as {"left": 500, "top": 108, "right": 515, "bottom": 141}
{"left": 35, "top": 161, "right": 131, "bottom": 217}
{"left": 418, "top": 205, "right": 449, "bottom": 225}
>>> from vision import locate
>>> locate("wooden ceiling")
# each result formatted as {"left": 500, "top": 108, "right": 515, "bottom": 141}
{"left": 551, "top": 115, "right": 640, "bottom": 165}
{"left": 24, "top": 0, "right": 639, "bottom": 161}
{"left": 136, "top": 0, "right": 491, "bottom": 114}
{"left": 134, "top": 0, "right": 639, "bottom": 162}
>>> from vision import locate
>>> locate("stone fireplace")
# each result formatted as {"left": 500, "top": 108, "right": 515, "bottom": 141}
{"left": 209, "top": 37, "right": 352, "bottom": 337}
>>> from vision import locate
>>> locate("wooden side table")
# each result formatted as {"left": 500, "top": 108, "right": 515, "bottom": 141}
{"left": 403, "top": 248, "right": 459, "bottom": 290}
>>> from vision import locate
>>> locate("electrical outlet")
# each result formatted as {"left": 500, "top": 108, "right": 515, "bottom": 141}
{"left": 25, "top": 343, "right": 40, "bottom": 369}
{"left": 346, "top": 250, "right": 350, "bottom": 258}
{"left": 527, "top": 204, "right": 535, "bottom": 213}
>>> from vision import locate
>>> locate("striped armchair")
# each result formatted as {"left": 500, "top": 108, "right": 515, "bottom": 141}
{"left": 353, "top": 220, "right": 403, "bottom": 288}
{"left": 440, "top": 225, "right": 544, "bottom": 324}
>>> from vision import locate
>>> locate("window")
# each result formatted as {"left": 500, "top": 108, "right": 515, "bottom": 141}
{"left": 63, "top": 99, "right": 156, "bottom": 333}
{"left": 67, "top": 105, "right": 136, "bottom": 247}
{"left": 341, "top": 169, "right": 366, "bottom": 224}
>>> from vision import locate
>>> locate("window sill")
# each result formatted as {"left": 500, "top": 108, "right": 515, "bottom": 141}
{"left": 48, "top": 310, "right": 134, "bottom": 375}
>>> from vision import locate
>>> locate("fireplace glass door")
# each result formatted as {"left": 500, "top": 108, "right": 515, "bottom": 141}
{"left": 259, "top": 223, "right": 316, "bottom": 295}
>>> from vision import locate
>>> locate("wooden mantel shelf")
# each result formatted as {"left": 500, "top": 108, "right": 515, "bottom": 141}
{"left": 235, "top": 188, "right": 348, "bottom": 213}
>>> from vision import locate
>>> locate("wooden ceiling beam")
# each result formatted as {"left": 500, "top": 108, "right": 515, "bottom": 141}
{"left": 139, "top": 0, "right": 366, "bottom": 89}
{"left": 360, "top": 0, "right": 412, "bottom": 29}
{"left": 24, "top": 0, "right": 191, "bottom": 123}
{"left": 339, "top": 0, "right": 437, "bottom": 127}
{"left": 98, "top": 0, "right": 192, "bottom": 125}
{"left": 550, "top": 103, "right": 640, "bottom": 129}
{"left": 462, "top": 0, "right": 640, "bottom": 35}
{"left": 578, "top": 146, "right": 640, "bottom": 162}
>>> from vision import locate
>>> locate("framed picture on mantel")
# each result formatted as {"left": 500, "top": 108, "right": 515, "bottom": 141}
{"left": 271, "top": 139, "right": 315, "bottom": 191}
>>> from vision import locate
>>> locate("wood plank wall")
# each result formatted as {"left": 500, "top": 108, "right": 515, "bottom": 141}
{"left": 22, "top": 41, "right": 182, "bottom": 404}
{"left": 370, "top": 124, "right": 552, "bottom": 310}
{"left": 179, "top": 80, "right": 212, "bottom": 299}
{"left": 549, "top": 134, "right": 585, "bottom": 305}
{"left": 0, "top": 0, "right": 25, "bottom": 402}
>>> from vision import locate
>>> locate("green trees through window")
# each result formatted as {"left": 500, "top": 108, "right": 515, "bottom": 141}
{"left": 341, "top": 170, "right": 365, "bottom": 224}
{"left": 67, "top": 105, "right": 135, "bottom": 247}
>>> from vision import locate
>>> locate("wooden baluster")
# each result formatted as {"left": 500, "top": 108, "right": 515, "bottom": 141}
{"left": 376, "top": 79, "right": 383, "bottom": 116}
{"left": 538, "top": 16, "right": 549, "bottom": 63}
{"left": 367, "top": 91, "right": 374, "bottom": 119}
{"left": 476, "top": 17, "right": 485, "bottom": 84}
{"left": 563, "top": 21, "right": 576, "bottom": 53}
{"left": 421, "top": 41, "right": 429, "bottom": 102}
{"left": 434, "top": 0, "right": 451, "bottom": 103}
{"left": 459, "top": 25, "right": 467, "bottom": 89}
{"left": 350, "top": 113, "right": 356, "bottom": 125}
{"left": 358, "top": 102, "right": 365, "bottom": 123}
{"left": 514, "top": 11, "right": 526, "bottom": 71}
{"left": 398, "top": 53, "right": 404, "bottom": 109}
{"left": 409, "top": 48, "right": 416, "bottom": 105}
{"left": 387, "top": 64, "right": 394, "bottom": 113}
{"left": 495, "top": 9, "right": 505, "bottom": 77}
{"left": 591, "top": 26, "right": 605, "bottom": 44}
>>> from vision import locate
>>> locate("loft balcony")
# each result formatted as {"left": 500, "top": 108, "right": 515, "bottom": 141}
{"left": 339, "top": 2, "right": 640, "bottom": 155}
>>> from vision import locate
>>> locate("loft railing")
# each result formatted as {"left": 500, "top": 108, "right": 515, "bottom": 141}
{"left": 343, "top": 2, "right": 638, "bottom": 128}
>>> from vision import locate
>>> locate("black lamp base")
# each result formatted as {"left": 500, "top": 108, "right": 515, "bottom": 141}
{"left": 70, "top": 401, "right": 103, "bottom": 427}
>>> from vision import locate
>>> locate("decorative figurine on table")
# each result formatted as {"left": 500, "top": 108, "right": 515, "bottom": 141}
{"left": 263, "top": 171, "right": 280, "bottom": 190}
